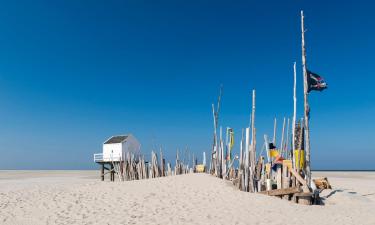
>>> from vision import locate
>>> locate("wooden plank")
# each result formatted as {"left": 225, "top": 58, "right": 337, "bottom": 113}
{"left": 289, "top": 167, "right": 307, "bottom": 187}
{"left": 276, "top": 165, "right": 282, "bottom": 189}
{"left": 282, "top": 164, "right": 291, "bottom": 200}
{"left": 294, "top": 192, "right": 313, "bottom": 197}
{"left": 259, "top": 187, "right": 302, "bottom": 196}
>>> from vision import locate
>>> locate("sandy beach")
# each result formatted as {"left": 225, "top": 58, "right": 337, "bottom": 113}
{"left": 0, "top": 171, "right": 374, "bottom": 225}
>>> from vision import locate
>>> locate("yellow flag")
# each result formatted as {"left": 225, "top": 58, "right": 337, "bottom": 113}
{"left": 229, "top": 130, "right": 234, "bottom": 150}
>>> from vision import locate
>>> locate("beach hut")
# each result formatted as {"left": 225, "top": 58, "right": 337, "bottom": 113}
{"left": 101, "top": 134, "right": 141, "bottom": 162}
{"left": 94, "top": 134, "right": 141, "bottom": 163}
{"left": 94, "top": 134, "right": 141, "bottom": 181}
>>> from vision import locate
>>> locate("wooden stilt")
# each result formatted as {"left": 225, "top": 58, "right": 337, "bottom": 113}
{"left": 110, "top": 164, "right": 114, "bottom": 182}
{"left": 101, "top": 164, "right": 104, "bottom": 181}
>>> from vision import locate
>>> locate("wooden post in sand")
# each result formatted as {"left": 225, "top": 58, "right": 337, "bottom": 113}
{"left": 282, "top": 163, "right": 291, "bottom": 200}
{"left": 244, "top": 128, "right": 250, "bottom": 192}
{"left": 110, "top": 164, "right": 114, "bottom": 182}
{"left": 101, "top": 164, "right": 105, "bottom": 181}
{"left": 292, "top": 62, "right": 297, "bottom": 166}
{"left": 239, "top": 129, "right": 245, "bottom": 190}
{"left": 249, "top": 90, "right": 256, "bottom": 192}
{"left": 301, "top": 10, "right": 311, "bottom": 188}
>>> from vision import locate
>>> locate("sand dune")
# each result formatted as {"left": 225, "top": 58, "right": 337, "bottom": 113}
{"left": 0, "top": 171, "right": 374, "bottom": 225}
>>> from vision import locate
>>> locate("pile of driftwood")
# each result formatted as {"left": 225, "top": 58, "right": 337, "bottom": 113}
{"left": 209, "top": 89, "right": 317, "bottom": 205}
{"left": 208, "top": 11, "right": 328, "bottom": 205}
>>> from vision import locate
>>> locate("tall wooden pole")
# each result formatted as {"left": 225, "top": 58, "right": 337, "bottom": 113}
{"left": 285, "top": 118, "right": 290, "bottom": 157}
{"left": 210, "top": 86, "right": 223, "bottom": 176}
{"left": 210, "top": 104, "right": 217, "bottom": 174}
{"left": 273, "top": 118, "right": 277, "bottom": 145}
{"left": 292, "top": 62, "right": 297, "bottom": 165}
{"left": 250, "top": 89, "right": 256, "bottom": 192}
{"left": 301, "top": 10, "right": 311, "bottom": 187}
{"left": 280, "top": 117, "right": 286, "bottom": 154}
{"left": 245, "top": 128, "right": 250, "bottom": 192}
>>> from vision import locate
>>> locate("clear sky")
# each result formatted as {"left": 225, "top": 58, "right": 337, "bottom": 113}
{"left": 0, "top": 0, "right": 374, "bottom": 170}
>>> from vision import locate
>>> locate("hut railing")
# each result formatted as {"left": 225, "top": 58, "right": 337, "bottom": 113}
{"left": 94, "top": 153, "right": 103, "bottom": 162}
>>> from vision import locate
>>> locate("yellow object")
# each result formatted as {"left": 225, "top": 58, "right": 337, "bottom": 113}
{"left": 270, "top": 149, "right": 280, "bottom": 158}
{"left": 195, "top": 164, "right": 206, "bottom": 173}
{"left": 283, "top": 160, "right": 293, "bottom": 170}
{"left": 229, "top": 130, "right": 234, "bottom": 149}
{"left": 265, "top": 163, "right": 271, "bottom": 175}
{"left": 294, "top": 150, "right": 305, "bottom": 169}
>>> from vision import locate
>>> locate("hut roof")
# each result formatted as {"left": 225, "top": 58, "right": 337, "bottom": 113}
{"left": 104, "top": 135, "right": 129, "bottom": 144}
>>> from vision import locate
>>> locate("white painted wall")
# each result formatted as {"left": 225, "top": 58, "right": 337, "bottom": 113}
{"left": 103, "top": 143, "right": 122, "bottom": 161}
{"left": 102, "top": 134, "right": 141, "bottom": 162}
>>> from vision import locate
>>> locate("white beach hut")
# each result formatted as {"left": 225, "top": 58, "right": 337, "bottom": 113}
{"left": 94, "top": 134, "right": 141, "bottom": 162}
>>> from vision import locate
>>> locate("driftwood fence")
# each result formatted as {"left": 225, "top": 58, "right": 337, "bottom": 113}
{"left": 105, "top": 148, "right": 199, "bottom": 182}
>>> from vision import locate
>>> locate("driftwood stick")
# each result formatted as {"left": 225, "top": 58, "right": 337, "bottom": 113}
{"left": 292, "top": 62, "right": 297, "bottom": 163}
{"left": 273, "top": 118, "right": 277, "bottom": 145}
{"left": 280, "top": 117, "right": 286, "bottom": 155}
{"left": 285, "top": 118, "right": 290, "bottom": 158}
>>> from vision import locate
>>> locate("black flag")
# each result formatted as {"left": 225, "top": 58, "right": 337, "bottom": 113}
{"left": 307, "top": 70, "right": 328, "bottom": 93}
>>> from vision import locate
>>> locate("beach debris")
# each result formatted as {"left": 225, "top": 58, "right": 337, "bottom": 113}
{"left": 313, "top": 177, "right": 332, "bottom": 190}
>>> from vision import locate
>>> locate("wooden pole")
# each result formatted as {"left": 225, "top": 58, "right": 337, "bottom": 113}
{"left": 211, "top": 103, "right": 217, "bottom": 175}
{"left": 292, "top": 62, "right": 297, "bottom": 168}
{"left": 250, "top": 89, "right": 256, "bottom": 192}
{"left": 239, "top": 129, "right": 244, "bottom": 190}
{"left": 273, "top": 118, "right": 277, "bottom": 145}
{"left": 244, "top": 127, "right": 250, "bottom": 192}
{"left": 285, "top": 118, "right": 290, "bottom": 158}
{"left": 101, "top": 164, "right": 104, "bottom": 181}
{"left": 280, "top": 117, "right": 286, "bottom": 155}
{"left": 301, "top": 10, "right": 311, "bottom": 187}
{"left": 220, "top": 126, "right": 224, "bottom": 178}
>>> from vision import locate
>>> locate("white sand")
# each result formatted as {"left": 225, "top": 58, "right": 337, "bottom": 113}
{"left": 0, "top": 170, "right": 374, "bottom": 225}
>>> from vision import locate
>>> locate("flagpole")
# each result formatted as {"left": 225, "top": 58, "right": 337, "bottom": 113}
{"left": 301, "top": 10, "right": 311, "bottom": 187}
{"left": 292, "top": 62, "right": 297, "bottom": 167}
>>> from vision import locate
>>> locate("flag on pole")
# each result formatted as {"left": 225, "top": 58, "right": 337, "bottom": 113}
{"left": 307, "top": 70, "right": 328, "bottom": 92}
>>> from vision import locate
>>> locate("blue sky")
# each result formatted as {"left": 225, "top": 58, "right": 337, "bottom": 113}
{"left": 0, "top": 0, "right": 374, "bottom": 170}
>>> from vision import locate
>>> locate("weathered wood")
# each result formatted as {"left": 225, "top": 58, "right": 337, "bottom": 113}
{"left": 101, "top": 164, "right": 105, "bottom": 181}
{"left": 282, "top": 163, "right": 291, "bottom": 200}
{"left": 297, "top": 195, "right": 312, "bottom": 205}
{"left": 276, "top": 164, "right": 282, "bottom": 189}
{"left": 280, "top": 117, "right": 286, "bottom": 156}
{"left": 273, "top": 118, "right": 277, "bottom": 145}
{"left": 292, "top": 62, "right": 297, "bottom": 160}
{"left": 259, "top": 187, "right": 302, "bottom": 196}
{"left": 301, "top": 10, "right": 311, "bottom": 187}
{"left": 285, "top": 118, "right": 290, "bottom": 158}
{"left": 288, "top": 167, "right": 310, "bottom": 193}
{"left": 244, "top": 127, "right": 250, "bottom": 192}
{"left": 249, "top": 90, "right": 257, "bottom": 193}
